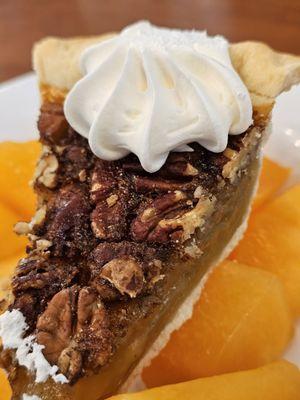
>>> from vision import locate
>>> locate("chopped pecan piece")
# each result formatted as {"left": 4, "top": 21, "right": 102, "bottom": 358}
{"left": 91, "top": 242, "right": 165, "bottom": 298}
{"left": 145, "top": 259, "right": 164, "bottom": 287}
{"left": 33, "top": 149, "right": 59, "bottom": 189}
{"left": 35, "top": 239, "right": 52, "bottom": 252}
{"left": 36, "top": 286, "right": 112, "bottom": 383}
{"left": 222, "top": 130, "right": 261, "bottom": 182}
{"left": 14, "top": 205, "right": 47, "bottom": 238}
{"left": 78, "top": 169, "right": 87, "bottom": 182}
{"left": 100, "top": 256, "right": 144, "bottom": 298}
{"left": 90, "top": 165, "right": 117, "bottom": 203}
{"left": 90, "top": 162, "right": 131, "bottom": 240}
{"left": 59, "top": 145, "right": 91, "bottom": 182}
{"left": 14, "top": 221, "right": 31, "bottom": 236}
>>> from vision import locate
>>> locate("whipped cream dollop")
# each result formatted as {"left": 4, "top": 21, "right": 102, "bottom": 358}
{"left": 65, "top": 21, "right": 252, "bottom": 172}
{"left": 0, "top": 310, "right": 68, "bottom": 384}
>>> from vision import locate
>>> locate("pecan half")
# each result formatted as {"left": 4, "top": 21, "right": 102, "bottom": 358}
{"left": 46, "top": 185, "right": 93, "bottom": 256}
{"left": 90, "top": 163, "right": 130, "bottom": 240}
{"left": 134, "top": 176, "right": 192, "bottom": 193}
{"left": 36, "top": 286, "right": 112, "bottom": 383}
{"left": 100, "top": 256, "right": 144, "bottom": 298}
{"left": 91, "top": 198, "right": 127, "bottom": 241}
{"left": 131, "top": 191, "right": 191, "bottom": 242}
{"left": 123, "top": 154, "right": 198, "bottom": 180}
{"left": 131, "top": 189, "right": 215, "bottom": 243}
{"left": 11, "top": 257, "right": 79, "bottom": 329}
{"left": 12, "top": 258, "right": 78, "bottom": 295}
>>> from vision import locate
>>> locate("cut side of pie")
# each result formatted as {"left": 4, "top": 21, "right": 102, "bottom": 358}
{"left": 1, "top": 28, "right": 300, "bottom": 400}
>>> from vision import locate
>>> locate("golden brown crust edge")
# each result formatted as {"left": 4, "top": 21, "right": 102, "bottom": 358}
{"left": 33, "top": 35, "right": 115, "bottom": 92}
{"left": 33, "top": 34, "right": 300, "bottom": 118}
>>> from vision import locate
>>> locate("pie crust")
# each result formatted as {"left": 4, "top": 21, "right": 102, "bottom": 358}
{"left": 33, "top": 35, "right": 300, "bottom": 119}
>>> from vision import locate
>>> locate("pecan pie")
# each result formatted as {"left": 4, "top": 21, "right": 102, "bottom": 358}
{"left": 1, "top": 31, "right": 300, "bottom": 400}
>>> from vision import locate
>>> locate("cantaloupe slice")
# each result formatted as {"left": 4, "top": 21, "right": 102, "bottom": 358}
{"left": 0, "top": 141, "right": 40, "bottom": 218}
{"left": 114, "top": 361, "right": 300, "bottom": 400}
{"left": 230, "top": 184, "right": 300, "bottom": 316}
{"left": 0, "top": 368, "right": 12, "bottom": 400}
{"left": 143, "top": 261, "right": 292, "bottom": 387}
{"left": 0, "top": 252, "right": 23, "bottom": 279}
{"left": 253, "top": 158, "right": 290, "bottom": 211}
{"left": 0, "top": 202, "right": 28, "bottom": 260}
{"left": 0, "top": 255, "right": 20, "bottom": 315}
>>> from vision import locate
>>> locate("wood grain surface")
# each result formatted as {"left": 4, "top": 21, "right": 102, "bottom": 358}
{"left": 0, "top": 0, "right": 300, "bottom": 82}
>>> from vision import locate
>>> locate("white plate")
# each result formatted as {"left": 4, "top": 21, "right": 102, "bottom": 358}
{"left": 0, "top": 73, "right": 299, "bottom": 368}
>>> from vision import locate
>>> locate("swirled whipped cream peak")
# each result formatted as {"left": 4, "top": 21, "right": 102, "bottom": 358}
{"left": 64, "top": 21, "right": 253, "bottom": 172}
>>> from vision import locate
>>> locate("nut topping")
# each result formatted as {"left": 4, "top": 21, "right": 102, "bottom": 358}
{"left": 100, "top": 256, "right": 145, "bottom": 298}
{"left": 14, "top": 205, "right": 47, "bottom": 237}
{"left": 46, "top": 185, "right": 93, "bottom": 256}
{"left": 134, "top": 176, "right": 193, "bottom": 193}
{"left": 36, "top": 286, "right": 112, "bottom": 382}
{"left": 78, "top": 169, "right": 87, "bottom": 182}
{"left": 33, "top": 148, "right": 59, "bottom": 189}
{"left": 91, "top": 198, "right": 127, "bottom": 240}
{"left": 158, "top": 197, "right": 215, "bottom": 241}
{"left": 6, "top": 101, "right": 263, "bottom": 384}
{"left": 131, "top": 191, "right": 190, "bottom": 242}
{"left": 38, "top": 103, "right": 69, "bottom": 145}
{"left": 90, "top": 166, "right": 116, "bottom": 203}
{"left": 106, "top": 194, "right": 118, "bottom": 207}
{"left": 90, "top": 242, "right": 165, "bottom": 299}
{"left": 131, "top": 190, "right": 215, "bottom": 243}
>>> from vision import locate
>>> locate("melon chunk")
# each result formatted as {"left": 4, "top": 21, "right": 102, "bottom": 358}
{"left": 114, "top": 361, "right": 300, "bottom": 400}
{"left": 231, "top": 185, "right": 300, "bottom": 316}
{"left": 253, "top": 158, "right": 290, "bottom": 211}
{"left": 0, "top": 368, "right": 12, "bottom": 400}
{"left": 0, "top": 141, "right": 40, "bottom": 218}
{"left": 0, "top": 255, "right": 20, "bottom": 314}
{"left": 143, "top": 261, "right": 292, "bottom": 387}
{"left": 0, "top": 253, "right": 23, "bottom": 279}
{"left": 0, "top": 202, "right": 27, "bottom": 260}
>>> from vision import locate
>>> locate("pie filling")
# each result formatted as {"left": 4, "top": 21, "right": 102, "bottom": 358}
{"left": 0, "top": 101, "right": 265, "bottom": 399}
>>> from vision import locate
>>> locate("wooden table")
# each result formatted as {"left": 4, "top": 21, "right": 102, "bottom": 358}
{"left": 1, "top": 0, "right": 300, "bottom": 82}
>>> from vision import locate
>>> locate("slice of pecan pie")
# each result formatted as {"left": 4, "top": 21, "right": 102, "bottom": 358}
{"left": 1, "top": 28, "right": 300, "bottom": 400}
